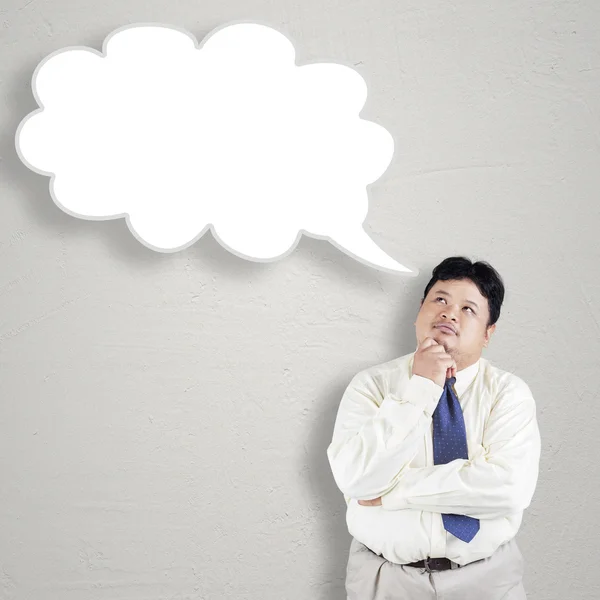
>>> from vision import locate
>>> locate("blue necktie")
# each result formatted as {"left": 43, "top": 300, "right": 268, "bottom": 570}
{"left": 432, "top": 376, "right": 480, "bottom": 543}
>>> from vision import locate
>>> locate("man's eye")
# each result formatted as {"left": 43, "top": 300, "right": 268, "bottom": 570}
{"left": 435, "top": 297, "right": 446, "bottom": 302}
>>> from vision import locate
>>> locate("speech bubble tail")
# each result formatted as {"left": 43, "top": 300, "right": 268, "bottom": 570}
{"left": 327, "top": 226, "right": 417, "bottom": 275}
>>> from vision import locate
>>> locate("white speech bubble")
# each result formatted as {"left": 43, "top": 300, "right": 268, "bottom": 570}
{"left": 16, "top": 22, "right": 417, "bottom": 274}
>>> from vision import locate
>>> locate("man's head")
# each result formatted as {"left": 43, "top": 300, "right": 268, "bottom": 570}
{"left": 414, "top": 257, "right": 505, "bottom": 369}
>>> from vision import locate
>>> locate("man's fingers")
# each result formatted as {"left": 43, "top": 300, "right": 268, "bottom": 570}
{"left": 423, "top": 345, "right": 447, "bottom": 354}
{"left": 418, "top": 337, "right": 438, "bottom": 350}
{"left": 358, "top": 498, "right": 382, "bottom": 506}
{"left": 436, "top": 356, "right": 456, "bottom": 372}
{"left": 444, "top": 361, "right": 457, "bottom": 376}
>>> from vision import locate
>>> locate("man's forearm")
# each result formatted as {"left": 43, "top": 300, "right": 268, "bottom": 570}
{"left": 379, "top": 375, "right": 542, "bottom": 520}
{"left": 327, "top": 373, "right": 443, "bottom": 499}
{"left": 381, "top": 430, "right": 541, "bottom": 519}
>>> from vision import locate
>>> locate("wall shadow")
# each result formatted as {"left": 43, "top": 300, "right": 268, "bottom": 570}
{"left": 300, "top": 255, "right": 431, "bottom": 598}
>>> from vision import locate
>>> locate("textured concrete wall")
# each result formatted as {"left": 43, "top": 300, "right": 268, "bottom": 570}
{"left": 1, "top": 1, "right": 598, "bottom": 599}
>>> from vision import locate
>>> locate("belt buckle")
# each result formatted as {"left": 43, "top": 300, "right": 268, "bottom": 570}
{"left": 423, "top": 557, "right": 432, "bottom": 573}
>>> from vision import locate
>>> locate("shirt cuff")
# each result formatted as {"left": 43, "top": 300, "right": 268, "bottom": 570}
{"left": 381, "top": 486, "right": 407, "bottom": 509}
{"left": 400, "top": 374, "right": 444, "bottom": 417}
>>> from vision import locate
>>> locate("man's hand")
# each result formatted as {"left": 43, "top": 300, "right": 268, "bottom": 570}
{"left": 358, "top": 497, "right": 382, "bottom": 506}
{"left": 412, "top": 337, "right": 456, "bottom": 387}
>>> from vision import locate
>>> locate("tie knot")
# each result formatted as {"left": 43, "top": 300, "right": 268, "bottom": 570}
{"left": 446, "top": 376, "right": 457, "bottom": 387}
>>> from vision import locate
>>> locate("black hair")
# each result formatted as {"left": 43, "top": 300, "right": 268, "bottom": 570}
{"left": 422, "top": 257, "right": 505, "bottom": 328}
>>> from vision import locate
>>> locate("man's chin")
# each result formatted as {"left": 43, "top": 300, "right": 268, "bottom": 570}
{"left": 432, "top": 333, "right": 457, "bottom": 353}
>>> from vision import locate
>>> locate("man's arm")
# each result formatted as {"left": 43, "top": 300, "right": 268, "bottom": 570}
{"left": 326, "top": 368, "right": 443, "bottom": 500}
{"left": 380, "top": 377, "right": 541, "bottom": 520}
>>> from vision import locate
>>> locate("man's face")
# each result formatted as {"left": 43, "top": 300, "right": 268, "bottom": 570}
{"left": 415, "top": 278, "right": 496, "bottom": 368}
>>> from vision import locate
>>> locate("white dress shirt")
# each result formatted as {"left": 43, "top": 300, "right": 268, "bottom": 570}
{"left": 326, "top": 351, "right": 541, "bottom": 566}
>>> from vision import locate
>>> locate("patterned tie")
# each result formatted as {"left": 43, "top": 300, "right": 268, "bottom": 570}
{"left": 432, "top": 376, "right": 480, "bottom": 543}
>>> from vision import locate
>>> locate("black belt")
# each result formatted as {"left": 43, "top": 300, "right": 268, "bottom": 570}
{"left": 405, "top": 557, "right": 457, "bottom": 571}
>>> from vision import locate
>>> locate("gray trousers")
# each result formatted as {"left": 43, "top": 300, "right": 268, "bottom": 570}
{"left": 345, "top": 537, "right": 527, "bottom": 600}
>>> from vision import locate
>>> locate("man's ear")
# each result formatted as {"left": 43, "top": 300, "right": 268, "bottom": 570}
{"left": 484, "top": 324, "right": 496, "bottom": 347}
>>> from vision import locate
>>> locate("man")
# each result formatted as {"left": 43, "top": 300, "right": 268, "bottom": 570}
{"left": 327, "top": 256, "right": 541, "bottom": 600}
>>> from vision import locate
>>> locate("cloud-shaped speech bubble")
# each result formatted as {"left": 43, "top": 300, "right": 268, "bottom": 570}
{"left": 16, "top": 22, "right": 416, "bottom": 274}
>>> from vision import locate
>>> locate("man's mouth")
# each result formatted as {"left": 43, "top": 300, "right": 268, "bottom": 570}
{"left": 434, "top": 324, "right": 457, "bottom": 335}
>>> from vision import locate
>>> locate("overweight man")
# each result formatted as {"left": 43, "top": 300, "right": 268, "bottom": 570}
{"left": 327, "top": 256, "right": 541, "bottom": 600}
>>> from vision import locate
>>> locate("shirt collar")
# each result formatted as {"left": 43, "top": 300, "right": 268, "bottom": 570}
{"left": 454, "top": 359, "right": 480, "bottom": 397}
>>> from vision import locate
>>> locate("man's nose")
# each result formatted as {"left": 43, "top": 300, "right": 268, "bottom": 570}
{"left": 441, "top": 307, "right": 459, "bottom": 321}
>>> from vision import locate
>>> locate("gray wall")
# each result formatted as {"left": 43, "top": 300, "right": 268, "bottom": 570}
{"left": 1, "top": 1, "right": 598, "bottom": 599}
